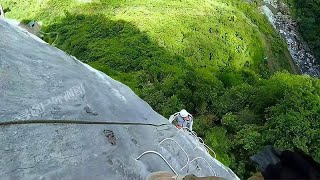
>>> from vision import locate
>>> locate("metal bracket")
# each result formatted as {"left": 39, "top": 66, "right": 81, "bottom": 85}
{"left": 136, "top": 150, "right": 177, "bottom": 175}
{"left": 178, "top": 127, "right": 216, "bottom": 159}
{"left": 177, "top": 127, "right": 198, "bottom": 139}
{"left": 203, "top": 143, "right": 217, "bottom": 159}
{"left": 187, "top": 157, "right": 217, "bottom": 176}
{"left": 159, "top": 138, "right": 190, "bottom": 170}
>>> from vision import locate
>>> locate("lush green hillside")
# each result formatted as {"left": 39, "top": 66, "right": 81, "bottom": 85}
{"left": 3, "top": 0, "right": 319, "bottom": 179}
{"left": 3, "top": 0, "right": 297, "bottom": 74}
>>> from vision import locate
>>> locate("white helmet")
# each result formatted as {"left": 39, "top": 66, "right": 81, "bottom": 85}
{"left": 180, "top": 109, "right": 189, "bottom": 118}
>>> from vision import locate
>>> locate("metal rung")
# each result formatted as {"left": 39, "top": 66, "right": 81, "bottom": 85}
{"left": 178, "top": 127, "right": 205, "bottom": 147}
{"left": 178, "top": 127, "right": 216, "bottom": 159}
{"left": 193, "top": 145, "right": 208, "bottom": 153}
{"left": 203, "top": 143, "right": 217, "bottom": 159}
{"left": 187, "top": 157, "right": 217, "bottom": 176}
{"left": 198, "top": 137, "right": 204, "bottom": 144}
{"left": 136, "top": 150, "right": 177, "bottom": 175}
{"left": 159, "top": 138, "right": 190, "bottom": 170}
{"left": 177, "top": 127, "right": 198, "bottom": 139}
{"left": 194, "top": 143, "right": 216, "bottom": 158}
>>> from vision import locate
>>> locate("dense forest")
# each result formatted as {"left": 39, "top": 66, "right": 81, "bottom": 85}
{"left": 2, "top": 0, "right": 320, "bottom": 178}
{"left": 285, "top": 0, "right": 320, "bottom": 62}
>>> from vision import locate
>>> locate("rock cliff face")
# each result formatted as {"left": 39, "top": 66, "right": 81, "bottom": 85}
{"left": 0, "top": 18, "right": 238, "bottom": 179}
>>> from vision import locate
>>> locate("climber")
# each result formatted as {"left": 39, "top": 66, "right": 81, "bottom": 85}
{"left": 169, "top": 109, "right": 193, "bottom": 130}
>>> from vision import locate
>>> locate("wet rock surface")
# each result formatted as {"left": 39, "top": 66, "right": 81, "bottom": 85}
{"left": 261, "top": 0, "right": 320, "bottom": 77}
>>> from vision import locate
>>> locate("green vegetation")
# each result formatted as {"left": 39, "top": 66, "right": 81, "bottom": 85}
{"left": 2, "top": 0, "right": 319, "bottom": 179}
{"left": 284, "top": 0, "right": 320, "bottom": 62}
{"left": 193, "top": 72, "right": 320, "bottom": 178}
